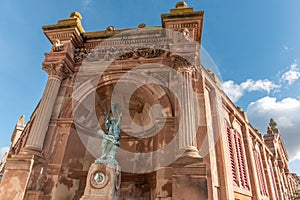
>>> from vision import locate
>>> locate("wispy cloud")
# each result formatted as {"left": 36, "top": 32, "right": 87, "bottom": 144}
{"left": 247, "top": 96, "right": 300, "bottom": 161}
{"left": 222, "top": 79, "right": 280, "bottom": 103}
{"left": 223, "top": 61, "right": 300, "bottom": 103}
{"left": 81, "top": 0, "right": 93, "bottom": 11}
{"left": 280, "top": 44, "right": 289, "bottom": 55}
{"left": 281, "top": 63, "right": 300, "bottom": 85}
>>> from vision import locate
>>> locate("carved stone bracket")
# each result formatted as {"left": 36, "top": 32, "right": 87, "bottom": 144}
{"left": 42, "top": 62, "right": 72, "bottom": 79}
{"left": 52, "top": 39, "right": 65, "bottom": 52}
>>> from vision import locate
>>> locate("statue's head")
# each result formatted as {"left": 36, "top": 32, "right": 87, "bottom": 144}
{"left": 111, "top": 102, "right": 118, "bottom": 113}
{"left": 110, "top": 116, "right": 117, "bottom": 124}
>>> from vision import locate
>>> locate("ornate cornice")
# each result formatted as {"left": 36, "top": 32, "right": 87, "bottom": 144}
{"left": 42, "top": 62, "right": 72, "bottom": 80}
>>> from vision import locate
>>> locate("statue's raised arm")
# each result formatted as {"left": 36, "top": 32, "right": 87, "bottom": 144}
{"left": 104, "top": 109, "right": 112, "bottom": 130}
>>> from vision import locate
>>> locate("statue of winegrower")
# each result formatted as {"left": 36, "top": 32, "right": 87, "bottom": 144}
{"left": 96, "top": 103, "right": 122, "bottom": 165}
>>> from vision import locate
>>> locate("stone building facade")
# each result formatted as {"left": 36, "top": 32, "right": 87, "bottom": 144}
{"left": 0, "top": 2, "right": 299, "bottom": 200}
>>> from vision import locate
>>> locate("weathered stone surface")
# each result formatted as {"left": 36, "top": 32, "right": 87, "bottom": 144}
{"left": 81, "top": 163, "right": 121, "bottom": 200}
{"left": 0, "top": 2, "right": 299, "bottom": 200}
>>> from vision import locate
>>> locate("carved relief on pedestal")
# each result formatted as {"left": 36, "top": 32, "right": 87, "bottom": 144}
{"left": 80, "top": 163, "right": 121, "bottom": 200}
{"left": 42, "top": 62, "right": 72, "bottom": 79}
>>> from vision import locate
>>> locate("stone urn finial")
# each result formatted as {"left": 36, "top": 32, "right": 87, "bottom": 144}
{"left": 176, "top": 1, "right": 188, "bottom": 9}
{"left": 70, "top": 11, "right": 82, "bottom": 21}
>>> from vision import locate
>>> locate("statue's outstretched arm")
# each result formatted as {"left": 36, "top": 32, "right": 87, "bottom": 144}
{"left": 104, "top": 109, "right": 112, "bottom": 129}
{"left": 117, "top": 112, "right": 122, "bottom": 126}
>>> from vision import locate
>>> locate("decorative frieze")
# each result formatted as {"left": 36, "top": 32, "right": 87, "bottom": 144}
{"left": 73, "top": 36, "right": 171, "bottom": 63}
{"left": 74, "top": 48, "right": 90, "bottom": 63}
{"left": 116, "top": 48, "right": 165, "bottom": 60}
{"left": 75, "top": 46, "right": 167, "bottom": 63}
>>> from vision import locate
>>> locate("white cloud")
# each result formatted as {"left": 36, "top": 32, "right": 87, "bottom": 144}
{"left": 222, "top": 80, "right": 244, "bottom": 103}
{"left": 241, "top": 79, "right": 280, "bottom": 93}
{"left": 281, "top": 63, "right": 300, "bottom": 85}
{"left": 0, "top": 147, "right": 9, "bottom": 160}
{"left": 283, "top": 45, "right": 289, "bottom": 51}
{"left": 222, "top": 79, "right": 280, "bottom": 103}
{"left": 247, "top": 96, "right": 300, "bottom": 161}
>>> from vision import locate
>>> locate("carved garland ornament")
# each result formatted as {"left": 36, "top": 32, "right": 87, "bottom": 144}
{"left": 74, "top": 46, "right": 167, "bottom": 63}
{"left": 42, "top": 62, "right": 72, "bottom": 79}
{"left": 74, "top": 48, "right": 90, "bottom": 63}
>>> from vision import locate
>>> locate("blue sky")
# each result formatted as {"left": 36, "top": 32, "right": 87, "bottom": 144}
{"left": 0, "top": 0, "right": 300, "bottom": 174}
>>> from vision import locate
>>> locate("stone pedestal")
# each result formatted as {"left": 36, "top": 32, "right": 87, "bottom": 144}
{"left": 0, "top": 154, "right": 45, "bottom": 200}
{"left": 80, "top": 162, "right": 121, "bottom": 200}
{"left": 172, "top": 146, "right": 208, "bottom": 200}
{"left": 24, "top": 191, "right": 44, "bottom": 200}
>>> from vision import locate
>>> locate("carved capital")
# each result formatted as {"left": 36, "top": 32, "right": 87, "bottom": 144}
{"left": 42, "top": 62, "right": 72, "bottom": 79}
{"left": 171, "top": 55, "right": 195, "bottom": 74}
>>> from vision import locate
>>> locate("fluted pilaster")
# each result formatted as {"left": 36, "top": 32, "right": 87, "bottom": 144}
{"left": 172, "top": 55, "right": 197, "bottom": 149}
{"left": 24, "top": 62, "right": 72, "bottom": 154}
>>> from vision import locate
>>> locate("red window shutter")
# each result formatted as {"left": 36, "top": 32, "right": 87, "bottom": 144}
{"left": 234, "top": 131, "right": 249, "bottom": 189}
{"left": 254, "top": 150, "right": 267, "bottom": 196}
{"left": 225, "top": 121, "right": 238, "bottom": 185}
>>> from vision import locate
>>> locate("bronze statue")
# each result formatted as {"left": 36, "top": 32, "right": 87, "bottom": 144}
{"left": 96, "top": 103, "right": 122, "bottom": 165}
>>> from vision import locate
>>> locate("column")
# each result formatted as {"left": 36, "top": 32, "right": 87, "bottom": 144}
{"left": 172, "top": 55, "right": 196, "bottom": 149}
{"left": 23, "top": 62, "right": 71, "bottom": 154}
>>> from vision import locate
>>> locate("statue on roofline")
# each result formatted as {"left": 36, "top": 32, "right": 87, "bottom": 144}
{"left": 96, "top": 102, "right": 122, "bottom": 165}
{"left": 267, "top": 118, "right": 279, "bottom": 134}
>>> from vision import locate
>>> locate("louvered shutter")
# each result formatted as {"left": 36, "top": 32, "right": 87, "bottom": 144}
{"left": 234, "top": 131, "right": 249, "bottom": 189}
{"left": 254, "top": 150, "right": 267, "bottom": 195}
{"left": 225, "top": 121, "right": 238, "bottom": 185}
